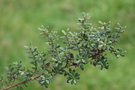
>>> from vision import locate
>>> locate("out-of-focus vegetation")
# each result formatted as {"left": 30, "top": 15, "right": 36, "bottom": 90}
{"left": 0, "top": 0, "right": 135, "bottom": 90}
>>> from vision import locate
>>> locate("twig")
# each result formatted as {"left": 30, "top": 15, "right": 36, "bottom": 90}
{"left": 3, "top": 75, "right": 40, "bottom": 90}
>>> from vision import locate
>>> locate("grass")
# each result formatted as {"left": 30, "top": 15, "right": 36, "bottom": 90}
{"left": 0, "top": 0, "right": 135, "bottom": 90}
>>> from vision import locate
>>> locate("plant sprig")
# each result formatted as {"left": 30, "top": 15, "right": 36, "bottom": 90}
{"left": 0, "top": 13, "right": 126, "bottom": 90}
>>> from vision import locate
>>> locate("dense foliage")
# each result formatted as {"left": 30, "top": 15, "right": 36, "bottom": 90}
{"left": 0, "top": 13, "right": 125, "bottom": 90}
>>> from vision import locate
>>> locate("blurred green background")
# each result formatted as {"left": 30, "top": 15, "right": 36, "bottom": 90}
{"left": 0, "top": 0, "right": 135, "bottom": 90}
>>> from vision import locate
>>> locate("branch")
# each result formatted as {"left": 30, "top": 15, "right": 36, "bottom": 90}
{"left": 3, "top": 75, "right": 40, "bottom": 90}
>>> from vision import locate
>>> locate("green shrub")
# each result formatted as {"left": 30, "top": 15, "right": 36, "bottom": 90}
{"left": 0, "top": 13, "right": 126, "bottom": 90}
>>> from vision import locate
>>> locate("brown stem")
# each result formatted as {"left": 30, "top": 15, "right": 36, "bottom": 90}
{"left": 3, "top": 75, "right": 40, "bottom": 90}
